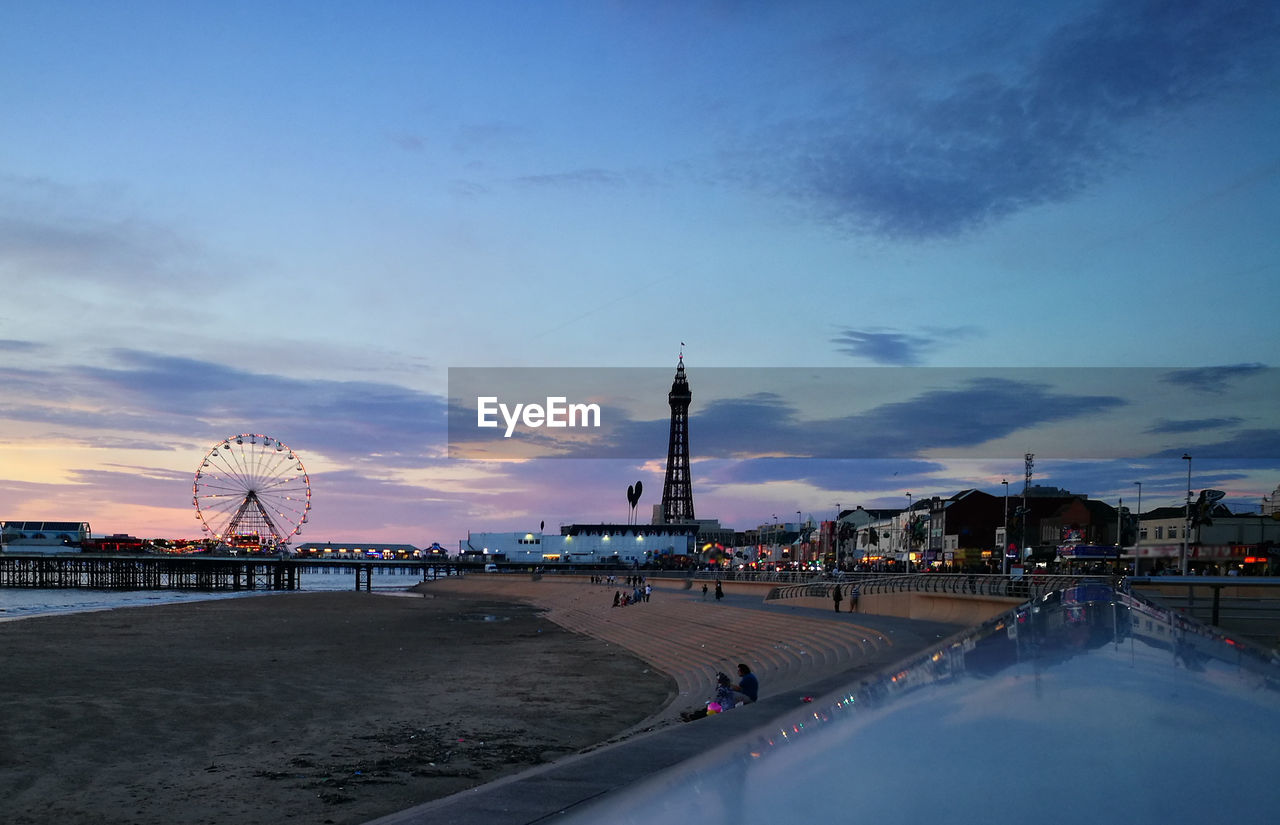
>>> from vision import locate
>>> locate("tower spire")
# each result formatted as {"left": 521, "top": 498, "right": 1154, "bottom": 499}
{"left": 661, "top": 352, "right": 695, "bottom": 523}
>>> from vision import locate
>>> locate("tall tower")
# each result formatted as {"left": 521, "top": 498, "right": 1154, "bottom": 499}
{"left": 661, "top": 354, "right": 695, "bottom": 523}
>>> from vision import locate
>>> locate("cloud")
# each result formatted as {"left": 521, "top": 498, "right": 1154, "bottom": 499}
{"left": 831, "top": 326, "right": 978, "bottom": 365}
{"left": 1148, "top": 429, "right": 1280, "bottom": 460}
{"left": 1146, "top": 417, "right": 1244, "bottom": 434}
{"left": 696, "top": 458, "right": 947, "bottom": 492}
{"left": 489, "top": 376, "right": 1129, "bottom": 460}
{"left": 512, "top": 169, "right": 627, "bottom": 189}
{"left": 0, "top": 339, "right": 45, "bottom": 353}
{"left": 390, "top": 132, "right": 426, "bottom": 152}
{"left": 0, "top": 189, "right": 198, "bottom": 290}
{"left": 1, "top": 350, "right": 448, "bottom": 466}
{"left": 743, "top": 0, "right": 1280, "bottom": 237}
{"left": 1160, "top": 363, "right": 1268, "bottom": 394}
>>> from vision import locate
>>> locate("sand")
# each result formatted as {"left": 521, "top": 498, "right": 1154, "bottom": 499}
{"left": 0, "top": 589, "right": 672, "bottom": 825}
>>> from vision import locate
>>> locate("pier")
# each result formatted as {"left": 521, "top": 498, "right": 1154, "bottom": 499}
{"left": 0, "top": 553, "right": 465, "bottom": 591}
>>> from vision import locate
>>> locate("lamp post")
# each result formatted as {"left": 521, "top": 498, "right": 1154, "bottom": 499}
{"left": 834, "top": 503, "right": 841, "bottom": 569}
{"left": 1181, "top": 454, "right": 1192, "bottom": 575}
{"left": 796, "top": 510, "right": 803, "bottom": 565}
{"left": 1260, "top": 496, "right": 1269, "bottom": 569}
{"left": 1001, "top": 480, "right": 1009, "bottom": 575}
{"left": 1133, "top": 481, "right": 1142, "bottom": 575}
{"left": 1115, "top": 496, "right": 1123, "bottom": 575}
{"left": 904, "top": 493, "right": 912, "bottom": 574}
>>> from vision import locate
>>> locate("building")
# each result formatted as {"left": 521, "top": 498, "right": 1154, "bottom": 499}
{"left": 461, "top": 523, "right": 699, "bottom": 566}
{"left": 1, "top": 521, "right": 92, "bottom": 552}
{"left": 924, "top": 490, "right": 1004, "bottom": 567}
{"left": 294, "top": 541, "right": 422, "bottom": 559}
{"left": 1134, "top": 505, "right": 1279, "bottom": 573}
{"left": 845, "top": 509, "right": 906, "bottom": 566}
{"left": 1038, "top": 497, "right": 1120, "bottom": 549}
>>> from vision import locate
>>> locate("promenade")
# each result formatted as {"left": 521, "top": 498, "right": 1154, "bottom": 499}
{"left": 372, "top": 574, "right": 962, "bottom": 825}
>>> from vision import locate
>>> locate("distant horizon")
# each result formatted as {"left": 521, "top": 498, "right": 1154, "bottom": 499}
{"left": 11, "top": 473, "right": 1273, "bottom": 549}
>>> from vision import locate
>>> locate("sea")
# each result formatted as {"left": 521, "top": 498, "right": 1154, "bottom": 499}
{"left": 0, "top": 567, "right": 425, "bottom": 622}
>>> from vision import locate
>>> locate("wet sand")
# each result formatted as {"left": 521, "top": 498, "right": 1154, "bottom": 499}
{"left": 0, "top": 590, "right": 672, "bottom": 825}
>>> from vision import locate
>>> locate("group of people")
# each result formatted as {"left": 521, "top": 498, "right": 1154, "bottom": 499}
{"left": 592, "top": 574, "right": 646, "bottom": 587}
{"left": 699, "top": 579, "right": 725, "bottom": 601}
{"left": 681, "top": 663, "right": 759, "bottom": 721}
{"left": 612, "top": 581, "right": 652, "bottom": 607}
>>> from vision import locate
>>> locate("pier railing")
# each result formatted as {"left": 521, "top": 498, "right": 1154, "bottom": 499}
{"left": 0, "top": 554, "right": 467, "bottom": 591}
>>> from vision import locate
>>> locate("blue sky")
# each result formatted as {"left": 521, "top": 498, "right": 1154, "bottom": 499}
{"left": 1, "top": 1, "right": 1278, "bottom": 545}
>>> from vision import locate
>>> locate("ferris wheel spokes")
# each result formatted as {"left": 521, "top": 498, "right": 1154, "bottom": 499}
{"left": 192, "top": 434, "right": 312, "bottom": 550}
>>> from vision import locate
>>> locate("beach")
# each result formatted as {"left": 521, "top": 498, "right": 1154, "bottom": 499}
{"left": 0, "top": 588, "right": 671, "bottom": 825}
{"left": 0, "top": 576, "right": 962, "bottom": 825}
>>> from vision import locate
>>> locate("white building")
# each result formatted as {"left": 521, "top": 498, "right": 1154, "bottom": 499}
{"left": 1135, "top": 505, "right": 1280, "bottom": 572}
{"left": 294, "top": 541, "right": 422, "bottom": 559}
{"left": 462, "top": 523, "right": 699, "bottom": 566}
{"left": 1, "top": 521, "right": 92, "bottom": 552}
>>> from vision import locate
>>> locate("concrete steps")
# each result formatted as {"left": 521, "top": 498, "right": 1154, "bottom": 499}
{"left": 423, "top": 577, "right": 915, "bottom": 727}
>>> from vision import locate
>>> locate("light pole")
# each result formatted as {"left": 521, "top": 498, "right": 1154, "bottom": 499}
{"left": 834, "top": 503, "right": 841, "bottom": 568}
{"left": 904, "top": 493, "right": 912, "bottom": 573}
{"left": 1001, "top": 480, "right": 1009, "bottom": 575}
{"left": 1260, "top": 496, "right": 1269, "bottom": 571}
{"left": 1133, "top": 481, "right": 1142, "bottom": 575}
{"left": 1115, "top": 496, "right": 1123, "bottom": 575}
{"left": 1181, "top": 454, "right": 1192, "bottom": 575}
{"left": 796, "top": 510, "right": 803, "bottom": 565}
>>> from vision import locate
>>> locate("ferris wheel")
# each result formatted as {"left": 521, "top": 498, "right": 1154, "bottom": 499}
{"left": 192, "top": 433, "right": 311, "bottom": 550}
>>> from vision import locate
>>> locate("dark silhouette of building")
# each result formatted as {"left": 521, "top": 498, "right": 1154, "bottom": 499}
{"left": 661, "top": 354, "right": 695, "bottom": 522}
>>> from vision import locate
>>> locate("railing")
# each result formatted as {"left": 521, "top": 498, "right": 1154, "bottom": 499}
{"left": 766, "top": 573, "right": 1120, "bottom": 603}
{"left": 1126, "top": 576, "right": 1280, "bottom": 644}
{"left": 0, "top": 553, "right": 462, "bottom": 591}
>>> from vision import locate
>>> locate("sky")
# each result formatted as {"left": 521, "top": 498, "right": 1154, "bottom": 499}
{"left": 2, "top": 0, "right": 1278, "bottom": 547}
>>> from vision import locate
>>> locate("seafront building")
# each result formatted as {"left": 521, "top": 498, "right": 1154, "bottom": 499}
{"left": 293, "top": 541, "right": 423, "bottom": 559}
{"left": 460, "top": 523, "right": 700, "bottom": 566}
{"left": 0, "top": 521, "right": 92, "bottom": 552}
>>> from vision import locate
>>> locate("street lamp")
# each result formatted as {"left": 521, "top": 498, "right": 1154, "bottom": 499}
{"left": 904, "top": 493, "right": 912, "bottom": 574}
{"left": 1133, "top": 481, "right": 1142, "bottom": 575}
{"left": 796, "top": 511, "right": 803, "bottom": 565}
{"left": 1181, "top": 454, "right": 1192, "bottom": 575}
{"left": 1001, "top": 480, "right": 1009, "bottom": 575}
{"left": 1115, "top": 495, "right": 1123, "bottom": 575}
{"left": 834, "top": 503, "right": 841, "bottom": 568}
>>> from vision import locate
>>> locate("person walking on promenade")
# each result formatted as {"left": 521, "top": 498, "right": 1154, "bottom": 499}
{"left": 714, "top": 579, "right": 724, "bottom": 602}
{"left": 701, "top": 582, "right": 708, "bottom": 600}
{"left": 644, "top": 583, "right": 652, "bottom": 602}
{"left": 832, "top": 583, "right": 843, "bottom": 612}
{"left": 612, "top": 590, "right": 621, "bottom": 608}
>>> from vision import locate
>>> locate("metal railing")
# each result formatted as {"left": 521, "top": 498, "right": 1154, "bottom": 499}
{"left": 1126, "top": 576, "right": 1280, "bottom": 643}
{"left": 766, "top": 573, "right": 1119, "bottom": 603}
